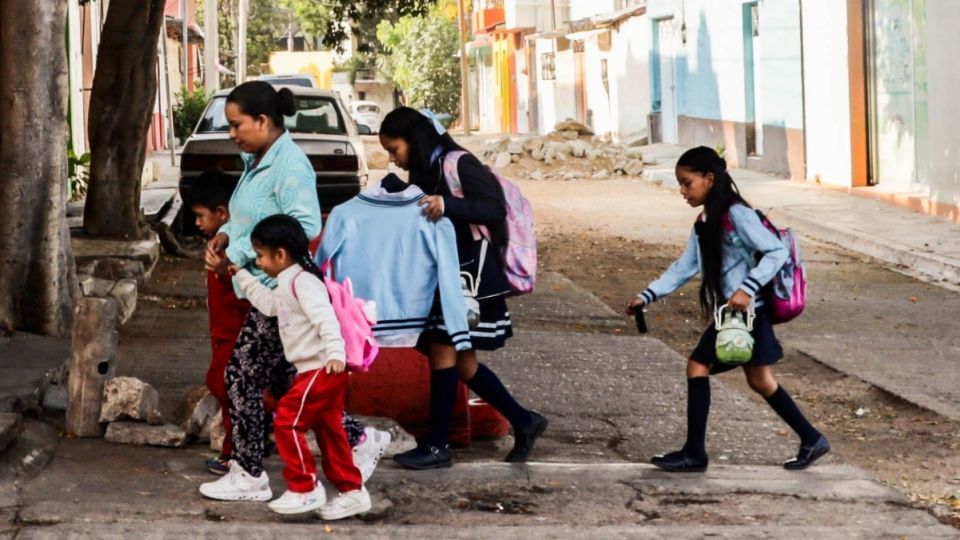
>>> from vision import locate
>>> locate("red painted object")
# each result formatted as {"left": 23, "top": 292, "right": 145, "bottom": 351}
{"left": 469, "top": 398, "right": 510, "bottom": 440}
{"left": 346, "top": 348, "right": 472, "bottom": 447}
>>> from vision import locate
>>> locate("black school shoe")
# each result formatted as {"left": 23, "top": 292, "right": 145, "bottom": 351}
{"left": 394, "top": 443, "right": 452, "bottom": 470}
{"left": 505, "top": 411, "right": 549, "bottom": 463}
{"left": 651, "top": 450, "right": 709, "bottom": 472}
{"left": 783, "top": 435, "right": 831, "bottom": 470}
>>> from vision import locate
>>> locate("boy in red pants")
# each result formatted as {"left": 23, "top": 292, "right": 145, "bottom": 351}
{"left": 185, "top": 170, "right": 249, "bottom": 475}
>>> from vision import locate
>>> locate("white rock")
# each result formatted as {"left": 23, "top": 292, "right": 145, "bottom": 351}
{"left": 560, "top": 130, "right": 579, "bottom": 140}
{"left": 530, "top": 148, "right": 545, "bottom": 161}
{"left": 554, "top": 119, "right": 594, "bottom": 135}
{"left": 494, "top": 152, "right": 512, "bottom": 169}
{"left": 100, "top": 376, "right": 162, "bottom": 424}
{"left": 623, "top": 159, "right": 644, "bottom": 176}
{"left": 624, "top": 147, "right": 644, "bottom": 160}
{"left": 105, "top": 421, "right": 187, "bottom": 447}
{"left": 569, "top": 140, "right": 592, "bottom": 158}
{"left": 209, "top": 411, "right": 225, "bottom": 453}
{"left": 523, "top": 137, "right": 545, "bottom": 153}
{"left": 507, "top": 141, "right": 524, "bottom": 155}
{"left": 511, "top": 154, "right": 520, "bottom": 163}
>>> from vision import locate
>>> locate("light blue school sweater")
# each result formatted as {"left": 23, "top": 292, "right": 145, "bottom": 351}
{"left": 218, "top": 131, "right": 321, "bottom": 297}
{"left": 638, "top": 203, "right": 788, "bottom": 307}
{"left": 316, "top": 183, "right": 472, "bottom": 351}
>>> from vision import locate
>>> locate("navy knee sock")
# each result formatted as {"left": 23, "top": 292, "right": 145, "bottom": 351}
{"left": 764, "top": 385, "right": 821, "bottom": 447}
{"left": 427, "top": 367, "right": 459, "bottom": 448}
{"left": 682, "top": 377, "right": 710, "bottom": 458}
{"left": 466, "top": 363, "right": 532, "bottom": 429}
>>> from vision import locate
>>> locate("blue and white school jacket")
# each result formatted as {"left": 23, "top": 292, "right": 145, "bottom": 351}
{"left": 637, "top": 204, "right": 788, "bottom": 307}
{"left": 316, "top": 182, "right": 472, "bottom": 351}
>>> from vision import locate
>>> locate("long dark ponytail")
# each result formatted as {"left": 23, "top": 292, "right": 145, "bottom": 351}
{"left": 250, "top": 214, "right": 323, "bottom": 282}
{"left": 676, "top": 146, "right": 751, "bottom": 315}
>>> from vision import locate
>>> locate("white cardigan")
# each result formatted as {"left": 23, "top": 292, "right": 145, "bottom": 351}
{"left": 235, "top": 264, "right": 345, "bottom": 373}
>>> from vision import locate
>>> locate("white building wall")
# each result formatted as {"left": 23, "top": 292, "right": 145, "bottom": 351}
{"left": 801, "top": 0, "right": 853, "bottom": 188}
{"left": 609, "top": 14, "right": 651, "bottom": 143}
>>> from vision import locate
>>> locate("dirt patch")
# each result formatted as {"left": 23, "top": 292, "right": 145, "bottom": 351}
{"left": 540, "top": 230, "right": 960, "bottom": 527}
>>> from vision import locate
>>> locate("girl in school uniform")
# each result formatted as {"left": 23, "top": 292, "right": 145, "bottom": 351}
{"left": 626, "top": 146, "right": 829, "bottom": 472}
{"left": 378, "top": 107, "right": 548, "bottom": 469}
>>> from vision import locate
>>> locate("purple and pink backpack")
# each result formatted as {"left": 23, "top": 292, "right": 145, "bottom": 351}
{"left": 291, "top": 262, "right": 379, "bottom": 372}
{"left": 721, "top": 210, "right": 807, "bottom": 324}
{"left": 442, "top": 150, "right": 537, "bottom": 295}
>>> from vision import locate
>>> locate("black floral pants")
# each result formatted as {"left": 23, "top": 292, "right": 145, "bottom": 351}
{"left": 226, "top": 308, "right": 365, "bottom": 477}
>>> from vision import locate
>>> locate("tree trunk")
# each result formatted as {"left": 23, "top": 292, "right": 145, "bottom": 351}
{"left": 0, "top": 1, "right": 77, "bottom": 336}
{"left": 83, "top": 1, "right": 166, "bottom": 239}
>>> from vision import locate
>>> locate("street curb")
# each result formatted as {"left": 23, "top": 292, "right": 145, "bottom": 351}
{"left": 767, "top": 207, "right": 960, "bottom": 287}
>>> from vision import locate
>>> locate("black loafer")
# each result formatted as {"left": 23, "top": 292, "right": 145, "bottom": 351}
{"left": 651, "top": 450, "right": 708, "bottom": 472}
{"left": 393, "top": 443, "right": 452, "bottom": 470}
{"left": 505, "top": 411, "right": 549, "bottom": 463}
{"left": 784, "top": 435, "right": 830, "bottom": 470}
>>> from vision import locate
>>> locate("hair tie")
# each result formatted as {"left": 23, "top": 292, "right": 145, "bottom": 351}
{"left": 419, "top": 109, "right": 446, "bottom": 136}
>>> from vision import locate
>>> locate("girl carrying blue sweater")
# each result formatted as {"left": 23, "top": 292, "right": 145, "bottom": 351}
{"left": 626, "top": 146, "right": 829, "bottom": 472}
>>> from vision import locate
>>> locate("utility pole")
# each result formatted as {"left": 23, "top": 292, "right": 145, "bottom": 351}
{"left": 181, "top": 0, "right": 189, "bottom": 88}
{"left": 456, "top": 0, "right": 471, "bottom": 136}
{"left": 204, "top": 0, "right": 219, "bottom": 92}
{"left": 551, "top": 0, "right": 557, "bottom": 30}
{"left": 238, "top": 0, "right": 248, "bottom": 83}
{"left": 160, "top": 18, "right": 177, "bottom": 162}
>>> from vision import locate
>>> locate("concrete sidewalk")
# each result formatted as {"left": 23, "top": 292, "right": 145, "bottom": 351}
{"left": 639, "top": 143, "right": 960, "bottom": 288}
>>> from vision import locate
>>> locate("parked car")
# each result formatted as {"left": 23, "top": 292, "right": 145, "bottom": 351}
{"left": 349, "top": 101, "right": 383, "bottom": 133}
{"left": 256, "top": 73, "right": 316, "bottom": 88}
{"left": 179, "top": 86, "right": 368, "bottom": 229}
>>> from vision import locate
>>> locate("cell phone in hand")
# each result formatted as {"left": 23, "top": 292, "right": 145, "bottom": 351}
{"left": 634, "top": 308, "right": 647, "bottom": 334}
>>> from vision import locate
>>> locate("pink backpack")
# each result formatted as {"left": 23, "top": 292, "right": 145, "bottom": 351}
{"left": 291, "top": 263, "right": 379, "bottom": 372}
{"left": 721, "top": 210, "right": 806, "bottom": 324}
{"left": 442, "top": 151, "right": 537, "bottom": 295}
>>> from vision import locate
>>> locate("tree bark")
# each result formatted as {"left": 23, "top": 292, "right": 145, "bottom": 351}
{"left": 66, "top": 298, "right": 118, "bottom": 438}
{"left": 83, "top": 0, "right": 166, "bottom": 239}
{"left": 0, "top": 1, "right": 77, "bottom": 336}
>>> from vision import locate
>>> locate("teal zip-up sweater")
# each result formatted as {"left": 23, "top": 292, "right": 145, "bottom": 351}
{"left": 219, "top": 131, "right": 321, "bottom": 297}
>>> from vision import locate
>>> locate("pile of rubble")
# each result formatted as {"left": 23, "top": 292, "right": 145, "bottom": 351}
{"left": 480, "top": 120, "right": 646, "bottom": 179}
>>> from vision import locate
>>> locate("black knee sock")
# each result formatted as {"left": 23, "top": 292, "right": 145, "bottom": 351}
{"left": 427, "top": 367, "right": 459, "bottom": 448}
{"left": 764, "top": 385, "right": 822, "bottom": 447}
{"left": 682, "top": 377, "right": 710, "bottom": 458}
{"left": 466, "top": 363, "right": 532, "bottom": 429}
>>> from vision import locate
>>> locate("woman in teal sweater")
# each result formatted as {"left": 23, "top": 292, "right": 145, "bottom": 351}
{"left": 198, "top": 82, "right": 380, "bottom": 502}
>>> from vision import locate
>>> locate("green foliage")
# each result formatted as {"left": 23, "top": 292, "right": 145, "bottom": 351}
{"left": 323, "top": 0, "right": 435, "bottom": 54}
{"left": 377, "top": 8, "right": 461, "bottom": 117}
{"left": 67, "top": 149, "right": 91, "bottom": 202}
{"left": 173, "top": 85, "right": 211, "bottom": 141}
{"left": 279, "top": 0, "right": 331, "bottom": 39}
{"left": 715, "top": 143, "right": 726, "bottom": 159}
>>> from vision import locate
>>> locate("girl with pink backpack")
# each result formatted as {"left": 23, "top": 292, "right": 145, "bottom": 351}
{"left": 378, "top": 107, "right": 548, "bottom": 470}
{"left": 625, "top": 146, "right": 829, "bottom": 473}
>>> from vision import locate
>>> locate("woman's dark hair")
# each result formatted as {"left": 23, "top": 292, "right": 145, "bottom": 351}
{"left": 379, "top": 107, "right": 467, "bottom": 189}
{"left": 250, "top": 214, "right": 323, "bottom": 280}
{"left": 226, "top": 81, "right": 297, "bottom": 129}
{"left": 676, "top": 146, "right": 751, "bottom": 315}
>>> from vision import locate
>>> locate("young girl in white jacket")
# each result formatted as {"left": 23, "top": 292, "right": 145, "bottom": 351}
{"left": 231, "top": 214, "right": 370, "bottom": 519}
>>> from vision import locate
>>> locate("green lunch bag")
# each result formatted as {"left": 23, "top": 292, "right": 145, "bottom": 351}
{"left": 714, "top": 305, "right": 755, "bottom": 365}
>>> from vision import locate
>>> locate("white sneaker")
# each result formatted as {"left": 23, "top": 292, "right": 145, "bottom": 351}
{"left": 267, "top": 488, "right": 326, "bottom": 515}
{"left": 198, "top": 460, "right": 272, "bottom": 501}
{"left": 318, "top": 487, "right": 372, "bottom": 521}
{"left": 353, "top": 427, "right": 391, "bottom": 482}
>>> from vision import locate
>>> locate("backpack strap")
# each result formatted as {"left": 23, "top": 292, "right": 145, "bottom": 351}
{"left": 289, "top": 269, "right": 306, "bottom": 300}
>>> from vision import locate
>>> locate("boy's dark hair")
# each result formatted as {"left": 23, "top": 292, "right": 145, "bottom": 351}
{"left": 250, "top": 214, "right": 323, "bottom": 280}
{"left": 183, "top": 169, "right": 238, "bottom": 211}
{"left": 676, "top": 146, "right": 752, "bottom": 315}
{"left": 227, "top": 81, "right": 297, "bottom": 129}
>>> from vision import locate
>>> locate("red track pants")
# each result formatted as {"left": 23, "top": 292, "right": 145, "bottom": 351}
{"left": 274, "top": 368, "right": 361, "bottom": 493}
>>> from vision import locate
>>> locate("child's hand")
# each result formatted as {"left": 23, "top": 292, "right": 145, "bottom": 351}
{"left": 227, "top": 264, "right": 240, "bottom": 275}
{"left": 326, "top": 360, "right": 346, "bottom": 374}
{"left": 208, "top": 232, "right": 230, "bottom": 253}
{"left": 204, "top": 249, "right": 230, "bottom": 275}
{"left": 625, "top": 297, "right": 645, "bottom": 315}
{"left": 727, "top": 290, "right": 752, "bottom": 312}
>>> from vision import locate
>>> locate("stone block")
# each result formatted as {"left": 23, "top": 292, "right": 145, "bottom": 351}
{"left": 554, "top": 119, "right": 593, "bottom": 135}
{"left": 175, "top": 385, "right": 219, "bottom": 441}
{"left": 507, "top": 141, "right": 524, "bottom": 155}
{"left": 523, "top": 137, "right": 545, "bottom": 153}
{"left": 100, "top": 377, "right": 162, "bottom": 424}
{"left": 493, "top": 152, "right": 512, "bottom": 169}
{"left": 105, "top": 422, "right": 187, "bottom": 447}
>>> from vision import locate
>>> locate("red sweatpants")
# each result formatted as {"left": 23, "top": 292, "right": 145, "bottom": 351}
{"left": 275, "top": 368, "right": 361, "bottom": 493}
{"left": 206, "top": 338, "right": 235, "bottom": 458}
